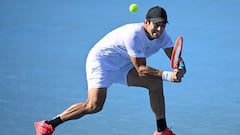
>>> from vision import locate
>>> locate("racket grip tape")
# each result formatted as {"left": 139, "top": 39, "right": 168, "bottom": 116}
{"left": 178, "top": 63, "right": 185, "bottom": 69}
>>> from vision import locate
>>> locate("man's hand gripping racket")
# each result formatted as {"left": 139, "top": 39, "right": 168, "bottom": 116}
{"left": 161, "top": 36, "right": 186, "bottom": 82}
{"left": 171, "top": 36, "right": 186, "bottom": 82}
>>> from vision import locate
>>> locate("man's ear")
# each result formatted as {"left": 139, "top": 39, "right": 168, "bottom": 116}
{"left": 144, "top": 19, "right": 149, "bottom": 25}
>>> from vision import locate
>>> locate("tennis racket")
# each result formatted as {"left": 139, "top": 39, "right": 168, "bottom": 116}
{"left": 171, "top": 36, "right": 183, "bottom": 69}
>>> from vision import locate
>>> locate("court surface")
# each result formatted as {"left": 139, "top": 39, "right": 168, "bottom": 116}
{"left": 1, "top": 0, "right": 240, "bottom": 134}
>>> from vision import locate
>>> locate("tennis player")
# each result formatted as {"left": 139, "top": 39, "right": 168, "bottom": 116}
{"left": 34, "top": 6, "right": 186, "bottom": 135}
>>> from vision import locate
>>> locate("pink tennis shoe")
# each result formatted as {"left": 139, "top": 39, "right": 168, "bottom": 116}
{"left": 34, "top": 120, "right": 54, "bottom": 135}
{"left": 153, "top": 128, "right": 175, "bottom": 135}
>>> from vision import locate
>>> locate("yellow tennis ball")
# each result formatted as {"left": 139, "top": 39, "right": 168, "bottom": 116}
{"left": 129, "top": 3, "right": 138, "bottom": 13}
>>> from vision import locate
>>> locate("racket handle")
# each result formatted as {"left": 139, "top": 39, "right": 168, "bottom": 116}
{"left": 178, "top": 63, "right": 185, "bottom": 69}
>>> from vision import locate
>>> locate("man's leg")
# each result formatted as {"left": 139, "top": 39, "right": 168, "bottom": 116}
{"left": 60, "top": 88, "right": 107, "bottom": 122}
{"left": 35, "top": 88, "right": 107, "bottom": 135}
{"left": 127, "top": 68, "right": 167, "bottom": 132}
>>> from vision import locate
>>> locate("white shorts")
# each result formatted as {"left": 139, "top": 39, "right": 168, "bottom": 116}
{"left": 86, "top": 54, "right": 134, "bottom": 89}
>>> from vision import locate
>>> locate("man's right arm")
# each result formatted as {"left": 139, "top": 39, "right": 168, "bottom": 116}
{"left": 129, "top": 56, "right": 164, "bottom": 78}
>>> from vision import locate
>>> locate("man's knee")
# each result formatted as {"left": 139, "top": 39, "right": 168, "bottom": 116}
{"left": 86, "top": 88, "right": 106, "bottom": 114}
{"left": 85, "top": 101, "right": 104, "bottom": 114}
{"left": 145, "top": 77, "right": 163, "bottom": 90}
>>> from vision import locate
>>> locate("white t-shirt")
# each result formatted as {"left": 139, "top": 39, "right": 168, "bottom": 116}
{"left": 87, "top": 23, "right": 173, "bottom": 70}
{"left": 86, "top": 23, "right": 173, "bottom": 88}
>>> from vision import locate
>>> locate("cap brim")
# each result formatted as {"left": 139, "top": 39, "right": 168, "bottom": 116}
{"left": 149, "top": 18, "right": 168, "bottom": 23}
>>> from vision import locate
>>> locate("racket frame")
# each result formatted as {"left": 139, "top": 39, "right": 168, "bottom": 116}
{"left": 171, "top": 36, "right": 183, "bottom": 69}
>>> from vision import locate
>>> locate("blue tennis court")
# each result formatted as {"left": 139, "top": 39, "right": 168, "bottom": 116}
{"left": 1, "top": 0, "right": 240, "bottom": 134}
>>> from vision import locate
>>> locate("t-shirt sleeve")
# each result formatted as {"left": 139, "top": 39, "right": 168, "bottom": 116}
{"left": 161, "top": 32, "right": 174, "bottom": 49}
{"left": 124, "top": 34, "right": 145, "bottom": 58}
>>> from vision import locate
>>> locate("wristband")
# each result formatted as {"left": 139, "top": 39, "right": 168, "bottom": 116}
{"left": 162, "top": 71, "right": 173, "bottom": 82}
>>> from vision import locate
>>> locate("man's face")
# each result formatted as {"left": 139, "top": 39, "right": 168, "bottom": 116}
{"left": 144, "top": 20, "right": 166, "bottom": 40}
